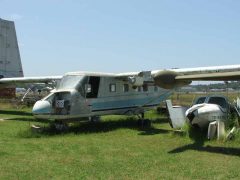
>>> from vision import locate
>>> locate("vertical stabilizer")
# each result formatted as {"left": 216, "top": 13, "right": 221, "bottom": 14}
{"left": 0, "top": 18, "right": 23, "bottom": 78}
{"left": 166, "top": 100, "right": 188, "bottom": 128}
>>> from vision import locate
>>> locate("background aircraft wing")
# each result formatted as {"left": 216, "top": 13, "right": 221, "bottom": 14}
{"left": 175, "top": 71, "right": 240, "bottom": 81}
{"left": 116, "top": 65, "right": 240, "bottom": 89}
{"left": 0, "top": 76, "right": 62, "bottom": 85}
{"left": 153, "top": 64, "right": 240, "bottom": 89}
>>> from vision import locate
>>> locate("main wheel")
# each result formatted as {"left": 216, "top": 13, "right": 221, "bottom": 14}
{"left": 89, "top": 116, "right": 101, "bottom": 122}
{"left": 137, "top": 119, "right": 151, "bottom": 127}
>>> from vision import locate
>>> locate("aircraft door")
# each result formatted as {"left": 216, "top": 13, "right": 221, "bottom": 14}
{"left": 86, "top": 76, "right": 100, "bottom": 99}
{"left": 74, "top": 76, "right": 100, "bottom": 115}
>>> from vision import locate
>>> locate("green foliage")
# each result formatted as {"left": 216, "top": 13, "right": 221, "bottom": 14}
{"left": 233, "top": 129, "right": 240, "bottom": 142}
{"left": 225, "top": 112, "right": 240, "bottom": 130}
{"left": 174, "top": 123, "right": 207, "bottom": 142}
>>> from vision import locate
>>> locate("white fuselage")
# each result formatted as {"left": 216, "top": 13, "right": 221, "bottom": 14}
{"left": 33, "top": 73, "right": 172, "bottom": 120}
{"left": 185, "top": 103, "right": 227, "bottom": 128}
{"left": 185, "top": 95, "right": 229, "bottom": 128}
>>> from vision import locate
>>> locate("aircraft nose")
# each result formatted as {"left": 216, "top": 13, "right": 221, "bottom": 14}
{"left": 186, "top": 109, "right": 198, "bottom": 124}
{"left": 187, "top": 112, "right": 195, "bottom": 123}
{"left": 32, "top": 100, "right": 51, "bottom": 114}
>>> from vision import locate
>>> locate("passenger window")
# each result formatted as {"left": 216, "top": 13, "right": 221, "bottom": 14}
{"left": 109, "top": 84, "right": 116, "bottom": 92}
{"left": 123, "top": 84, "right": 129, "bottom": 92}
{"left": 143, "top": 84, "right": 148, "bottom": 92}
{"left": 137, "top": 86, "right": 142, "bottom": 92}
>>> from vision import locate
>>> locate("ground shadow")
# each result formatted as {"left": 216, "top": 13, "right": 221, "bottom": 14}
{"left": 21, "top": 117, "right": 171, "bottom": 137}
{"left": 168, "top": 126, "right": 240, "bottom": 157}
{"left": 0, "top": 110, "right": 32, "bottom": 117}
{"left": 151, "top": 117, "right": 169, "bottom": 124}
{"left": 169, "top": 143, "right": 240, "bottom": 157}
{"left": 138, "top": 127, "right": 171, "bottom": 135}
{"left": 7, "top": 117, "right": 52, "bottom": 123}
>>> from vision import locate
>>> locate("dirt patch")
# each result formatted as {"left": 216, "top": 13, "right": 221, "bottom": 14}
{"left": 0, "top": 118, "right": 11, "bottom": 122}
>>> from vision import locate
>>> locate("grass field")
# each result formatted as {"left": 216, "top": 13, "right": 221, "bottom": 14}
{"left": 0, "top": 100, "right": 240, "bottom": 179}
{"left": 171, "top": 92, "right": 240, "bottom": 106}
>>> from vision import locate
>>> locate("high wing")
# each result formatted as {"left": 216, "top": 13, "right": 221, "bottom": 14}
{"left": 0, "top": 76, "right": 62, "bottom": 86}
{"left": 170, "top": 64, "right": 240, "bottom": 81}
{"left": 154, "top": 64, "right": 240, "bottom": 89}
{"left": 117, "top": 64, "right": 240, "bottom": 89}
{"left": 1, "top": 64, "right": 239, "bottom": 89}
{"left": 175, "top": 71, "right": 240, "bottom": 81}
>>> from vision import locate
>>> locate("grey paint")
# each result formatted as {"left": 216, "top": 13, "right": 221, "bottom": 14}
{"left": 0, "top": 18, "right": 23, "bottom": 78}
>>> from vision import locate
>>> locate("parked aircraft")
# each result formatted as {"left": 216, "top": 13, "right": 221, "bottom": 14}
{"left": 1, "top": 18, "right": 240, "bottom": 123}
{"left": 1, "top": 66, "right": 240, "bottom": 122}
{"left": 185, "top": 95, "right": 238, "bottom": 128}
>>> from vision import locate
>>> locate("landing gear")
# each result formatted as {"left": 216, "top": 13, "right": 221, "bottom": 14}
{"left": 52, "top": 120, "right": 69, "bottom": 131}
{"left": 89, "top": 116, "right": 101, "bottom": 123}
{"left": 137, "top": 113, "right": 151, "bottom": 128}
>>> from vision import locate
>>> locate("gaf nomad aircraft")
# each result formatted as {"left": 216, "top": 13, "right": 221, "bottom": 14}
{"left": 1, "top": 18, "right": 240, "bottom": 122}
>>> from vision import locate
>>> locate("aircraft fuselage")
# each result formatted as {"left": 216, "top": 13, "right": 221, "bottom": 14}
{"left": 32, "top": 73, "right": 172, "bottom": 120}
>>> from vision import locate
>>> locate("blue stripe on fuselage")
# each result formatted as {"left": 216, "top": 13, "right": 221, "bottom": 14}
{"left": 91, "top": 91, "right": 172, "bottom": 111}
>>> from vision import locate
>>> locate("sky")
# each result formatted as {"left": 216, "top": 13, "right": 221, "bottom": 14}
{"left": 0, "top": 0, "right": 240, "bottom": 76}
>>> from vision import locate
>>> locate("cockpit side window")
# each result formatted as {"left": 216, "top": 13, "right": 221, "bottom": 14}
{"left": 208, "top": 97, "right": 227, "bottom": 109}
{"left": 77, "top": 76, "right": 88, "bottom": 97}
{"left": 57, "top": 75, "right": 83, "bottom": 90}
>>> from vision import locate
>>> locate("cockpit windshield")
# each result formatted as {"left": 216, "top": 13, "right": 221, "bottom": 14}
{"left": 208, "top": 97, "right": 227, "bottom": 109}
{"left": 195, "top": 97, "right": 206, "bottom": 105}
{"left": 56, "top": 75, "right": 83, "bottom": 90}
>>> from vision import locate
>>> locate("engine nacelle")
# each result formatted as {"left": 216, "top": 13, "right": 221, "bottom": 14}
{"left": 154, "top": 70, "right": 191, "bottom": 89}
{"left": 128, "top": 76, "right": 144, "bottom": 87}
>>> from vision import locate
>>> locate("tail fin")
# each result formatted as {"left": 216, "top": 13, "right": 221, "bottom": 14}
{"left": 0, "top": 18, "right": 23, "bottom": 78}
{"left": 166, "top": 100, "right": 188, "bottom": 129}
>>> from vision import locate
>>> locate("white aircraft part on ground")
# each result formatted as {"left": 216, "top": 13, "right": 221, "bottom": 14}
{"left": 207, "top": 121, "right": 225, "bottom": 140}
{"left": 185, "top": 103, "right": 227, "bottom": 128}
{"left": 166, "top": 100, "right": 188, "bottom": 129}
{"left": 237, "top": 97, "right": 240, "bottom": 110}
